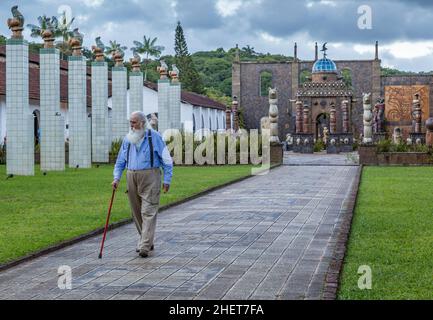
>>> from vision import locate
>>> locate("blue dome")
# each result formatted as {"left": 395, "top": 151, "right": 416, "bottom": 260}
{"left": 312, "top": 58, "right": 337, "bottom": 73}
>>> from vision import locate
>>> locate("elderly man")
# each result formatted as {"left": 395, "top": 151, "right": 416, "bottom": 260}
{"left": 112, "top": 111, "right": 173, "bottom": 258}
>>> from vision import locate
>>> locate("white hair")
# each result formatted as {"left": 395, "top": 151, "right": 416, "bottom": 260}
{"left": 130, "top": 111, "right": 150, "bottom": 129}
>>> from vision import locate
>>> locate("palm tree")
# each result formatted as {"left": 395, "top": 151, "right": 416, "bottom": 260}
{"left": 131, "top": 35, "right": 165, "bottom": 80}
{"left": 105, "top": 40, "right": 128, "bottom": 59}
{"left": 242, "top": 45, "right": 257, "bottom": 57}
{"left": 27, "top": 15, "right": 58, "bottom": 39}
{"left": 54, "top": 11, "right": 75, "bottom": 56}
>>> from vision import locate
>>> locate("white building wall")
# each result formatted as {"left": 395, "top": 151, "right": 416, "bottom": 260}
{"left": 181, "top": 102, "right": 193, "bottom": 133}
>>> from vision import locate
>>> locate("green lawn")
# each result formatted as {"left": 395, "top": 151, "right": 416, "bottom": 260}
{"left": 338, "top": 167, "right": 433, "bottom": 300}
{"left": 0, "top": 164, "right": 254, "bottom": 265}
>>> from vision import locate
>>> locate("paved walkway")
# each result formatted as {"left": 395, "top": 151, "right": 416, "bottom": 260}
{"left": 284, "top": 151, "right": 359, "bottom": 166}
{"left": 0, "top": 164, "right": 359, "bottom": 300}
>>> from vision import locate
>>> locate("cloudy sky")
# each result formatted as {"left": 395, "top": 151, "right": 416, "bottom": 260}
{"left": 1, "top": 0, "right": 433, "bottom": 71}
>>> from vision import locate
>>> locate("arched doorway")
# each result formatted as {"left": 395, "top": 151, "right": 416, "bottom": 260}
{"left": 316, "top": 113, "right": 329, "bottom": 140}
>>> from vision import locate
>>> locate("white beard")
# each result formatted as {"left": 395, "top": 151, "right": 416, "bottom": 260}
{"left": 126, "top": 128, "right": 145, "bottom": 145}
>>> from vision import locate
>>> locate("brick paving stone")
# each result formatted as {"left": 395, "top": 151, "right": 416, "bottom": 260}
{"left": 0, "top": 161, "right": 358, "bottom": 300}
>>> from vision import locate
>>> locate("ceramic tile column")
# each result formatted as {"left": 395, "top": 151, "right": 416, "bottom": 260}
{"left": 157, "top": 62, "right": 170, "bottom": 135}
{"left": 129, "top": 56, "right": 143, "bottom": 115}
{"left": 111, "top": 52, "right": 128, "bottom": 141}
{"left": 6, "top": 10, "right": 34, "bottom": 176}
{"left": 91, "top": 45, "right": 108, "bottom": 163}
{"left": 168, "top": 66, "right": 181, "bottom": 131}
{"left": 68, "top": 36, "right": 91, "bottom": 168}
{"left": 40, "top": 30, "right": 64, "bottom": 171}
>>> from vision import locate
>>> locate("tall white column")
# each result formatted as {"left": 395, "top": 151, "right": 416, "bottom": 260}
{"left": 91, "top": 60, "right": 109, "bottom": 163}
{"left": 169, "top": 81, "right": 181, "bottom": 130}
{"left": 40, "top": 38, "right": 65, "bottom": 171}
{"left": 68, "top": 55, "right": 91, "bottom": 168}
{"left": 6, "top": 38, "right": 34, "bottom": 175}
{"left": 157, "top": 62, "right": 170, "bottom": 136}
{"left": 111, "top": 59, "right": 128, "bottom": 141}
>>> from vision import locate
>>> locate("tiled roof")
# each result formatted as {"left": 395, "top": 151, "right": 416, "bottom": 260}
{"left": 0, "top": 45, "right": 112, "bottom": 107}
{"left": 143, "top": 81, "right": 226, "bottom": 111}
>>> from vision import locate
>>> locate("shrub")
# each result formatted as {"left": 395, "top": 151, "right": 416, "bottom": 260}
{"left": 314, "top": 139, "right": 325, "bottom": 152}
{"left": 110, "top": 138, "right": 123, "bottom": 157}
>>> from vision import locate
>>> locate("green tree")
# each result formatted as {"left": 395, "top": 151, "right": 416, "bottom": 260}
{"left": 131, "top": 35, "right": 164, "bottom": 80}
{"left": 174, "top": 21, "right": 204, "bottom": 94}
{"left": 27, "top": 15, "right": 57, "bottom": 39}
{"left": 105, "top": 40, "right": 127, "bottom": 59}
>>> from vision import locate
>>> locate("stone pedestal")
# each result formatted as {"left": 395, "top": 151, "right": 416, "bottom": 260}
{"left": 111, "top": 66, "right": 128, "bottom": 142}
{"left": 91, "top": 61, "right": 109, "bottom": 163}
{"left": 339, "top": 133, "right": 354, "bottom": 153}
{"left": 409, "top": 132, "right": 425, "bottom": 145}
{"left": 6, "top": 38, "right": 34, "bottom": 175}
{"left": 40, "top": 48, "right": 65, "bottom": 171}
{"left": 68, "top": 56, "right": 91, "bottom": 168}
{"left": 327, "top": 134, "right": 340, "bottom": 154}
{"left": 270, "top": 143, "right": 283, "bottom": 164}
{"left": 158, "top": 79, "right": 170, "bottom": 136}
{"left": 373, "top": 132, "right": 386, "bottom": 143}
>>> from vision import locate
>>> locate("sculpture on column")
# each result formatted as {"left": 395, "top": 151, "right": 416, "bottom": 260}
{"left": 92, "top": 37, "right": 105, "bottom": 62}
{"left": 341, "top": 99, "right": 350, "bottom": 133}
{"left": 129, "top": 52, "right": 141, "bottom": 72}
{"left": 412, "top": 93, "right": 422, "bottom": 133}
{"left": 113, "top": 51, "right": 124, "bottom": 67}
{"left": 329, "top": 102, "right": 337, "bottom": 134}
{"left": 303, "top": 104, "right": 310, "bottom": 134}
{"left": 41, "top": 28, "right": 55, "bottom": 49}
{"left": 295, "top": 100, "right": 303, "bottom": 133}
{"left": 268, "top": 88, "right": 280, "bottom": 144}
{"left": 156, "top": 59, "right": 168, "bottom": 79}
{"left": 69, "top": 28, "right": 83, "bottom": 56}
{"left": 393, "top": 127, "right": 402, "bottom": 144}
{"left": 373, "top": 98, "right": 385, "bottom": 134}
{"left": 225, "top": 105, "right": 232, "bottom": 131}
{"left": 323, "top": 127, "right": 329, "bottom": 144}
{"left": 169, "top": 64, "right": 180, "bottom": 83}
{"left": 362, "top": 93, "right": 373, "bottom": 143}
{"left": 7, "top": 5, "right": 24, "bottom": 39}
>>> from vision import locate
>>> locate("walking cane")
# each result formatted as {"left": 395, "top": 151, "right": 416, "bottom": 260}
{"left": 98, "top": 188, "right": 116, "bottom": 259}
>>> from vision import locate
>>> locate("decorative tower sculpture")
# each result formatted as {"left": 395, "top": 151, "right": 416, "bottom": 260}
{"left": 425, "top": 118, "right": 433, "bottom": 148}
{"left": 329, "top": 103, "right": 337, "bottom": 134}
{"left": 268, "top": 88, "right": 280, "bottom": 144}
{"left": 302, "top": 104, "right": 310, "bottom": 134}
{"left": 91, "top": 37, "right": 109, "bottom": 163}
{"left": 362, "top": 93, "right": 373, "bottom": 144}
{"left": 342, "top": 100, "right": 350, "bottom": 133}
{"left": 157, "top": 60, "right": 170, "bottom": 135}
{"left": 232, "top": 96, "right": 239, "bottom": 132}
{"left": 111, "top": 50, "right": 128, "bottom": 142}
{"left": 40, "top": 27, "right": 65, "bottom": 171}
{"left": 6, "top": 6, "right": 34, "bottom": 175}
{"left": 68, "top": 28, "right": 91, "bottom": 168}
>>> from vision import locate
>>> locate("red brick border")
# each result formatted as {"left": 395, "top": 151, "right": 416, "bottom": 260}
{"left": 322, "top": 165, "right": 363, "bottom": 300}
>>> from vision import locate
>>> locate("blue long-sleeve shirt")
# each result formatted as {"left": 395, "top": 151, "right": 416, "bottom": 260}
{"left": 113, "top": 129, "right": 173, "bottom": 185}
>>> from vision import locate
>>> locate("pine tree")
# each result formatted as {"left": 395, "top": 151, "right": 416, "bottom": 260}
{"left": 174, "top": 21, "right": 204, "bottom": 94}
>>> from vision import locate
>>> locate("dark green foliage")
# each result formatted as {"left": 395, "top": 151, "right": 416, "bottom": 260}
{"left": 314, "top": 139, "right": 326, "bottom": 152}
{"left": 174, "top": 22, "right": 204, "bottom": 94}
{"left": 259, "top": 71, "right": 272, "bottom": 96}
{"left": 376, "top": 139, "right": 430, "bottom": 153}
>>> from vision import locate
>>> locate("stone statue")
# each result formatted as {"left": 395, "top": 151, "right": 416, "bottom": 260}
{"left": 373, "top": 98, "right": 385, "bottom": 134}
{"left": 412, "top": 93, "right": 422, "bottom": 133}
{"left": 393, "top": 127, "right": 402, "bottom": 144}
{"left": 113, "top": 51, "right": 124, "bottom": 67}
{"left": 323, "top": 126, "right": 329, "bottom": 144}
{"left": 7, "top": 5, "right": 25, "bottom": 39}
{"left": 285, "top": 133, "right": 293, "bottom": 145}
{"left": 41, "top": 29, "right": 54, "bottom": 49}
{"left": 362, "top": 93, "right": 373, "bottom": 143}
{"left": 92, "top": 36, "right": 105, "bottom": 62}
{"left": 341, "top": 100, "right": 350, "bottom": 133}
{"left": 268, "top": 88, "right": 280, "bottom": 144}
{"left": 260, "top": 117, "right": 270, "bottom": 131}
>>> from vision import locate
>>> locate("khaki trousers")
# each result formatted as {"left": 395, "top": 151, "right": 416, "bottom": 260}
{"left": 126, "top": 168, "right": 161, "bottom": 252}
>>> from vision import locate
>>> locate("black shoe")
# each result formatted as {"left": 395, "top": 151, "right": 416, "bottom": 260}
{"left": 150, "top": 245, "right": 154, "bottom": 251}
{"left": 139, "top": 250, "right": 149, "bottom": 258}
{"left": 136, "top": 248, "right": 140, "bottom": 253}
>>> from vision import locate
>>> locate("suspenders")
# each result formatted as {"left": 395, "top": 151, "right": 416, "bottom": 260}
{"left": 126, "top": 129, "right": 154, "bottom": 169}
